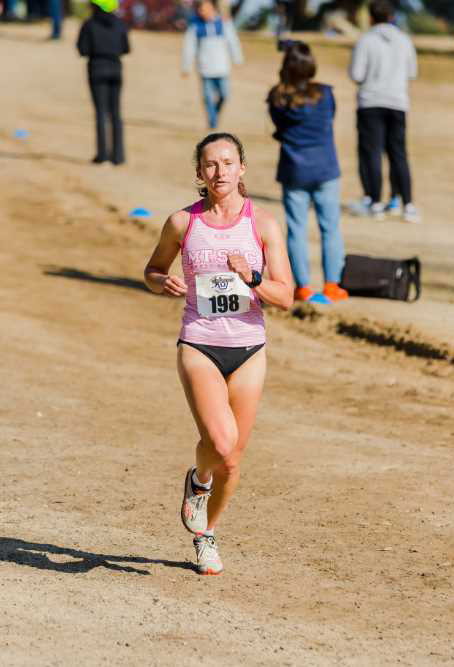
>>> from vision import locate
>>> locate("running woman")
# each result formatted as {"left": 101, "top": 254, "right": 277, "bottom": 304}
{"left": 144, "top": 133, "right": 293, "bottom": 575}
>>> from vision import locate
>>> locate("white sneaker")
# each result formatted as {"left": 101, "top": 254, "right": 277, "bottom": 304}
{"left": 369, "top": 202, "right": 385, "bottom": 220}
{"left": 403, "top": 203, "right": 421, "bottom": 224}
{"left": 347, "top": 196, "right": 371, "bottom": 216}
{"left": 181, "top": 467, "right": 211, "bottom": 535}
{"left": 193, "top": 535, "right": 224, "bottom": 575}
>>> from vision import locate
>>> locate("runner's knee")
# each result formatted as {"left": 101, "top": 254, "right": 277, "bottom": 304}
{"left": 217, "top": 455, "right": 240, "bottom": 477}
{"left": 203, "top": 422, "right": 238, "bottom": 461}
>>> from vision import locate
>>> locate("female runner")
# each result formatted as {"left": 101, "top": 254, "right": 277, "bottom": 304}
{"left": 144, "top": 132, "right": 293, "bottom": 575}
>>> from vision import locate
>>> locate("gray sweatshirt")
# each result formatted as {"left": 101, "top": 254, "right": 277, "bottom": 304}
{"left": 349, "top": 23, "right": 417, "bottom": 111}
{"left": 181, "top": 16, "right": 243, "bottom": 79}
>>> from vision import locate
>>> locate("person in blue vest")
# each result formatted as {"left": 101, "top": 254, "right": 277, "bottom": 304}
{"left": 267, "top": 41, "right": 348, "bottom": 303}
{"left": 181, "top": 0, "right": 243, "bottom": 129}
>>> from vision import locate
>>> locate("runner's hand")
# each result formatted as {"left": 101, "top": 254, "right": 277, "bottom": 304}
{"left": 163, "top": 275, "right": 188, "bottom": 297}
{"left": 227, "top": 254, "right": 252, "bottom": 284}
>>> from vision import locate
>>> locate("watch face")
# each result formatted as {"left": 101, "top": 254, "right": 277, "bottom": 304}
{"left": 251, "top": 271, "right": 262, "bottom": 287}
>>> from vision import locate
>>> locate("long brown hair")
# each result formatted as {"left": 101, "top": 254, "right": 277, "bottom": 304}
{"left": 268, "top": 42, "right": 322, "bottom": 109}
{"left": 194, "top": 132, "right": 247, "bottom": 197}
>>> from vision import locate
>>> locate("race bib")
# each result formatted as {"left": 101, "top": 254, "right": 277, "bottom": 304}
{"left": 195, "top": 271, "right": 251, "bottom": 318}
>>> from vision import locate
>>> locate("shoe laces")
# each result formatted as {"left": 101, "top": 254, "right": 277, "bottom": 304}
{"left": 194, "top": 535, "right": 218, "bottom": 559}
{"left": 191, "top": 489, "right": 210, "bottom": 513}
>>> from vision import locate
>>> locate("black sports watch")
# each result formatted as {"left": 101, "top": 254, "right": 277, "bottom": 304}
{"left": 246, "top": 270, "right": 262, "bottom": 288}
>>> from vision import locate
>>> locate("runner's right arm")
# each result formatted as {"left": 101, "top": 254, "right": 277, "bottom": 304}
{"left": 144, "top": 212, "right": 189, "bottom": 297}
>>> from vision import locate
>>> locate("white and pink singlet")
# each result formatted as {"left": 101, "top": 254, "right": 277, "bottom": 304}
{"left": 179, "top": 198, "right": 266, "bottom": 347}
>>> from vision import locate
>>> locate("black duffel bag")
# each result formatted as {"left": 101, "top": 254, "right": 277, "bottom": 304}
{"left": 340, "top": 255, "right": 421, "bottom": 301}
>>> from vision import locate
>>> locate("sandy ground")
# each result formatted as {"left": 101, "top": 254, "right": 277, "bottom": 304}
{"left": 1, "top": 19, "right": 454, "bottom": 667}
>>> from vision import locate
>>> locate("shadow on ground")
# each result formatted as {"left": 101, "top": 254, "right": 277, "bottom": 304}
{"left": 43, "top": 266, "right": 149, "bottom": 293}
{"left": 0, "top": 537, "right": 197, "bottom": 574}
{"left": 336, "top": 319, "right": 452, "bottom": 362}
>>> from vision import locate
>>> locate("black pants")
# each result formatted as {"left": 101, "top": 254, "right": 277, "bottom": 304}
{"left": 89, "top": 76, "right": 125, "bottom": 164}
{"left": 357, "top": 107, "right": 412, "bottom": 205}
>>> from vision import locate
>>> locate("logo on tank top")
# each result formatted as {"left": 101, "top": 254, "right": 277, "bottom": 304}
{"left": 188, "top": 248, "right": 259, "bottom": 270}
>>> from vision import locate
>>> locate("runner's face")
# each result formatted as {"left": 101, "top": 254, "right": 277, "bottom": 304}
{"left": 199, "top": 140, "right": 246, "bottom": 199}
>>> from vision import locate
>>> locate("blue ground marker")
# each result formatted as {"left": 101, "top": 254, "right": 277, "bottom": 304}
{"left": 308, "top": 293, "right": 332, "bottom": 305}
{"left": 129, "top": 207, "right": 152, "bottom": 219}
{"left": 14, "top": 129, "right": 29, "bottom": 139}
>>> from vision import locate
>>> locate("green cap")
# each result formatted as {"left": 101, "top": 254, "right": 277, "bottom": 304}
{"left": 92, "top": 0, "right": 119, "bottom": 12}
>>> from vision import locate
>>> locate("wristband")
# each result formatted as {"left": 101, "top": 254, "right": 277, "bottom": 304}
{"left": 246, "top": 270, "right": 262, "bottom": 288}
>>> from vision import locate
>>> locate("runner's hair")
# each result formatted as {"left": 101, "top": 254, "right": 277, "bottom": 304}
{"left": 194, "top": 132, "right": 247, "bottom": 197}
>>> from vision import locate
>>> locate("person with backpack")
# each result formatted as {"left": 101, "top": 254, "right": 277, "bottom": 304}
{"left": 267, "top": 41, "right": 348, "bottom": 303}
{"left": 77, "top": 0, "right": 130, "bottom": 165}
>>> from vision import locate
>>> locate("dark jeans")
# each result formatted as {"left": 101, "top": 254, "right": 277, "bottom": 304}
{"left": 26, "top": 0, "right": 47, "bottom": 19}
{"left": 357, "top": 107, "right": 412, "bottom": 205}
{"left": 89, "top": 77, "right": 125, "bottom": 164}
{"left": 48, "top": 0, "right": 62, "bottom": 38}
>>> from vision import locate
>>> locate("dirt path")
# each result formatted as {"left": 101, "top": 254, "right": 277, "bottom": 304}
{"left": 1, "top": 20, "right": 453, "bottom": 666}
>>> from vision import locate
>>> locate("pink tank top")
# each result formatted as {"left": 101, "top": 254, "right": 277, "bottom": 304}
{"left": 179, "top": 198, "right": 266, "bottom": 347}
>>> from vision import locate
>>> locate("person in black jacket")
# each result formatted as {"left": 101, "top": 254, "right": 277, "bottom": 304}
{"left": 77, "top": 0, "right": 130, "bottom": 165}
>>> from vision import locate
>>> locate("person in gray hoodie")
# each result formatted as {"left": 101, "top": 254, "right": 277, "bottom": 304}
{"left": 349, "top": 0, "right": 419, "bottom": 223}
{"left": 181, "top": 0, "right": 243, "bottom": 129}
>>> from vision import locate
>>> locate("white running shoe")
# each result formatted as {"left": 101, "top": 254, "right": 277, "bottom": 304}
{"left": 347, "top": 196, "right": 372, "bottom": 217}
{"left": 181, "top": 467, "right": 211, "bottom": 535}
{"left": 403, "top": 203, "right": 422, "bottom": 224}
{"left": 369, "top": 202, "right": 385, "bottom": 220}
{"left": 193, "top": 535, "right": 224, "bottom": 575}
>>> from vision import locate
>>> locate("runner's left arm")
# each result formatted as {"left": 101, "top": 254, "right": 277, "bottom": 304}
{"left": 228, "top": 209, "right": 293, "bottom": 310}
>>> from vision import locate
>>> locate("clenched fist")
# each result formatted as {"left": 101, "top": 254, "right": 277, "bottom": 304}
{"left": 163, "top": 274, "right": 188, "bottom": 297}
{"left": 227, "top": 254, "right": 252, "bottom": 285}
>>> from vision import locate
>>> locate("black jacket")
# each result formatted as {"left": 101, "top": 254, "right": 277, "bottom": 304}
{"left": 77, "top": 7, "right": 130, "bottom": 80}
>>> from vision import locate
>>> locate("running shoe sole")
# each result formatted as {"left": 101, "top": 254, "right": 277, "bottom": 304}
{"left": 198, "top": 567, "right": 224, "bottom": 576}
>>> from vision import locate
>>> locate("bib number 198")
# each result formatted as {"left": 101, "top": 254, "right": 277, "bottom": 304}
{"left": 208, "top": 294, "right": 240, "bottom": 314}
{"left": 195, "top": 272, "right": 250, "bottom": 318}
